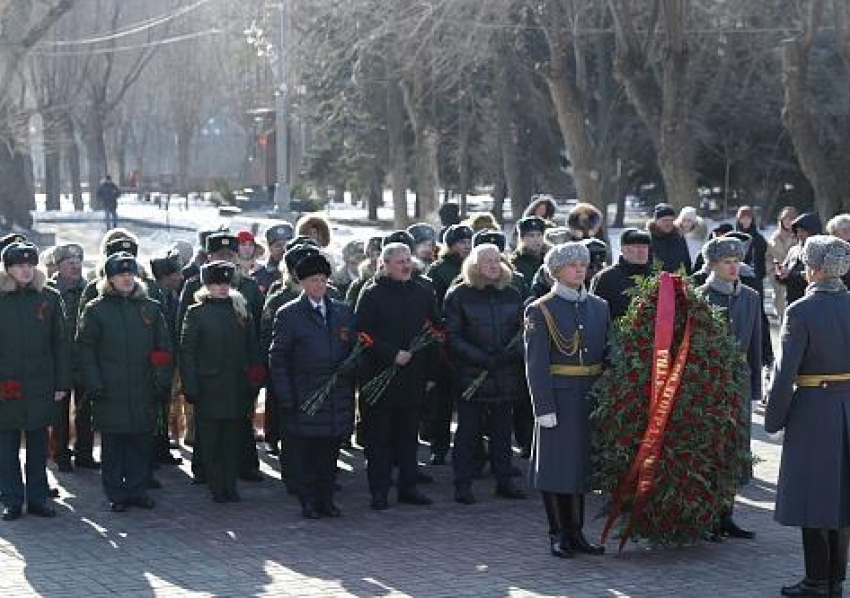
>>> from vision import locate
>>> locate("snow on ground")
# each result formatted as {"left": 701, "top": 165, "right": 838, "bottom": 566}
{"left": 32, "top": 191, "right": 773, "bottom": 274}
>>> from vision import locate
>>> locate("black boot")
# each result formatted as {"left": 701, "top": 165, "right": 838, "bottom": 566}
{"left": 562, "top": 494, "right": 604, "bottom": 555}
{"left": 542, "top": 492, "right": 573, "bottom": 558}
{"left": 782, "top": 528, "right": 831, "bottom": 596}
{"left": 829, "top": 528, "right": 849, "bottom": 596}
{"left": 720, "top": 507, "right": 755, "bottom": 539}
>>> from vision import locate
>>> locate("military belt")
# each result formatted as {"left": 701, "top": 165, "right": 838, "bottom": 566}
{"left": 549, "top": 364, "right": 603, "bottom": 377}
{"left": 795, "top": 374, "right": 850, "bottom": 388}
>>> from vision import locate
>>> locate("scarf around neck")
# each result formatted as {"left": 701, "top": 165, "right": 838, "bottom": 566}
{"left": 807, "top": 278, "right": 847, "bottom": 295}
{"left": 706, "top": 271, "right": 741, "bottom": 297}
{"left": 553, "top": 281, "right": 587, "bottom": 302}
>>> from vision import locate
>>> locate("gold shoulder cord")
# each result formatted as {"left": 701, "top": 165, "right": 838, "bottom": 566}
{"left": 538, "top": 298, "right": 583, "bottom": 364}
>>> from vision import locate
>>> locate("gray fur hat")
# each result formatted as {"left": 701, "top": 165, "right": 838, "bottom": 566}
{"left": 702, "top": 236, "right": 745, "bottom": 264}
{"left": 544, "top": 242, "right": 590, "bottom": 275}
{"left": 802, "top": 235, "right": 850, "bottom": 278}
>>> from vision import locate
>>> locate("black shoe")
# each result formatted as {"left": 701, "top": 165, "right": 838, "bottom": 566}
{"left": 56, "top": 458, "right": 73, "bottom": 473}
{"left": 568, "top": 531, "right": 605, "bottom": 555}
{"left": 721, "top": 517, "right": 756, "bottom": 539}
{"left": 2, "top": 506, "right": 22, "bottom": 521}
{"left": 127, "top": 496, "right": 156, "bottom": 509}
{"left": 27, "top": 503, "right": 56, "bottom": 518}
{"left": 301, "top": 505, "right": 321, "bottom": 519}
{"left": 147, "top": 478, "right": 163, "bottom": 490}
{"left": 317, "top": 502, "right": 342, "bottom": 517}
{"left": 398, "top": 489, "right": 432, "bottom": 506}
{"left": 370, "top": 495, "right": 389, "bottom": 511}
{"left": 416, "top": 471, "right": 434, "bottom": 484}
{"left": 48, "top": 487, "right": 60, "bottom": 498}
{"left": 74, "top": 457, "right": 101, "bottom": 470}
{"left": 454, "top": 486, "right": 476, "bottom": 505}
{"left": 110, "top": 502, "right": 127, "bottom": 513}
{"left": 429, "top": 453, "right": 446, "bottom": 466}
{"left": 496, "top": 484, "right": 527, "bottom": 500}
{"left": 702, "top": 529, "right": 723, "bottom": 543}
{"left": 239, "top": 470, "right": 264, "bottom": 482}
{"left": 191, "top": 475, "right": 206, "bottom": 485}
{"left": 227, "top": 490, "right": 242, "bottom": 503}
{"left": 780, "top": 579, "right": 831, "bottom": 596}
{"left": 550, "top": 533, "right": 574, "bottom": 558}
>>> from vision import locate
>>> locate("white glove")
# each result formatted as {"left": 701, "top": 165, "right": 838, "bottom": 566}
{"left": 536, "top": 413, "right": 558, "bottom": 428}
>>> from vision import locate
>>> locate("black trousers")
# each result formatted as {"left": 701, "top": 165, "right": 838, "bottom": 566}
{"left": 192, "top": 412, "right": 259, "bottom": 477}
{"left": 54, "top": 386, "right": 94, "bottom": 461}
{"left": 101, "top": 432, "right": 150, "bottom": 503}
{"left": 364, "top": 406, "right": 419, "bottom": 497}
{"left": 426, "top": 372, "right": 455, "bottom": 457}
{"left": 513, "top": 385, "right": 533, "bottom": 452}
{"left": 239, "top": 413, "right": 260, "bottom": 474}
{"left": 0, "top": 429, "right": 49, "bottom": 508}
{"left": 197, "top": 419, "right": 241, "bottom": 497}
{"left": 73, "top": 387, "right": 95, "bottom": 459}
{"left": 293, "top": 435, "right": 341, "bottom": 507}
{"left": 454, "top": 401, "right": 513, "bottom": 487}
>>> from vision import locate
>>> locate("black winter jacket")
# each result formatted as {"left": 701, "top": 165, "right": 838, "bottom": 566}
{"left": 443, "top": 263, "right": 524, "bottom": 403}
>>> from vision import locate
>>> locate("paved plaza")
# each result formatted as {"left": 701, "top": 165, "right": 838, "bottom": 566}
{"left": 0, "top": 405, "right": 799, "bottom": 598}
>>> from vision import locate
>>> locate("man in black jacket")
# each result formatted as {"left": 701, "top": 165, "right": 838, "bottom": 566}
{"left": 355, "top": 243, "right": 439, "bottom": 510}
{"left": 648, "top": 203, "right": 692, "bottom": 274}
{"left": 590, "top": 229, "right": 652, "bottom": 321}
{"left": 777, "top": 212, "right": 823, "bottom": 306}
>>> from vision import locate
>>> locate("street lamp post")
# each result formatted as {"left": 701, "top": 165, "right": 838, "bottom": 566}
{"left": 274, "top": 0, "right": 290, "bottom": 217}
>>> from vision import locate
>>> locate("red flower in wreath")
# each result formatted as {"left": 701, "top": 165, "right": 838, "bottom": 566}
{"left": 357, "top": 332, "right": 374, "bottom": 347}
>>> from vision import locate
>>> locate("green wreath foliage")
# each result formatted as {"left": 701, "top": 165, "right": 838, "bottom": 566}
{"left": 591, "top": 274, "right": 752, "bottom": 546}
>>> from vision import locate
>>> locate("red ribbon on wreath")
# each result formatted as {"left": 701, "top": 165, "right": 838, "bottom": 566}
{"left": 601, "top": 273, "right": 693, "bottom": 551}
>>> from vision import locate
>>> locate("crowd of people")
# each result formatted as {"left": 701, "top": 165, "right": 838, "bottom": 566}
{"left": 2, "top": 197, "right": 850, "bottom": 595}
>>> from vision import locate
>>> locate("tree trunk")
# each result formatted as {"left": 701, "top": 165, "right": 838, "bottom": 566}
{"left": 85, "top": 108, "right": 108, "bottom": 210}
{"left": 657, "top": 0, "right": 697, "bottom": 208}
{"left": 491, "top": 170, "right": 507, "bottom": 224}
{"left": 458, "top": 92, "right": 471, "bottom": 219}
{"left": 60, "top": 113, "right": 84, "bottom": 212}
{"left": 387, "top": 78, "right": 408, "bottom": 228}
{"left": 780, "top": 36, "right": 844, "bottom": 217}
{"left": 367, "top": 169, "right": 381, "bottom": 221}
{"left": 543, "top": 1, "right": 602, "bottom": 209}
{"left": 61, "top": 114, "right": 83, "bottom": 211}
{"left": 402, "top": 67, "right": 439, "bottom": 221}
{"left": 0, "top": 140, "right": 35, "bottom": 229}
{"left": 495, "top": 34, "right": 529, "bottom": 222}
{"left": 44, "top": 143, "right": 61, "bottom": 211}
{"left": 177, "top": 124, "right": 194, "bottom": 197}
{"left": 609, "top": 0, "right": 697, "bottom": 210}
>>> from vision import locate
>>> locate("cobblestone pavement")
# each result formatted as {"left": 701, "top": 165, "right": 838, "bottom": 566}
{"left": 0, "top": 405, "right": 799, "bottom": 598}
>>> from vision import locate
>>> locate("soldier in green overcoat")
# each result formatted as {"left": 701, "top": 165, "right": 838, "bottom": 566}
{"left": 181, "top": 261, "right": 265, "bottom": 503}
{"left": 77, "top": 253, "right": 173, "bottom": 512}
{"left": 0, "top": 243, "right": 71, "bottom": 521}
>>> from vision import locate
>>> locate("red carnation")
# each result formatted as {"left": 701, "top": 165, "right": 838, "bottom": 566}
{"left": 248, "top": 364, "right": 267, "bottom": 387}
{"left": 149, "top": 350, "right": 172, "bottom": 367}
{"left": 357, "top": 332, "right": 374, "bottom": 347}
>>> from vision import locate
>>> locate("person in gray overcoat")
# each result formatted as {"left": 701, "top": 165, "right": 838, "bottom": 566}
{"left": 524, "top": 242, "right": 609, "bottom": 558}
{"left": 765, "top": 235, "right": 850, "bottom": 597}
{"left": 270, "top": 252, "right": 355, "bottom": 519}
{"left": 697, "top": 236, "right": 762, "bottom": 541}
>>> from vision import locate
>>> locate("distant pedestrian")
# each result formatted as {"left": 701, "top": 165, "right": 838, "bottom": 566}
{"left": 97, "top": 175, "right": 121, "bottom": 230}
